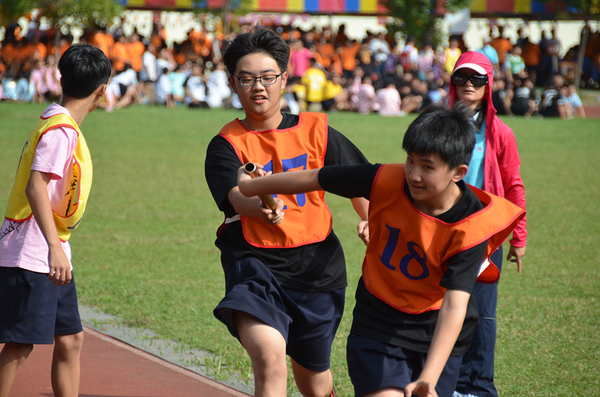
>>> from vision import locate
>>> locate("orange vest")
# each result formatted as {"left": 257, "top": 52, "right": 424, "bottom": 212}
{"left": 363, "top": 164, "right": 525, "bottom": 314}
{"left": 219, "top": 113, "right": 332, "bottom": 248}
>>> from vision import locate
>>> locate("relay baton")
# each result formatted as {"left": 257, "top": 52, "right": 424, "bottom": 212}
{"left": 243, "top": 163, "right": 278, "bottom": 212}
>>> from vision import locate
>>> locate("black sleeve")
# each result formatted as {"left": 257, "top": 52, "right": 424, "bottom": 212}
{"left": 324, "top": 125, "right": 369, "bottom": 166}
{"left": 204, "top": 135, "right": 241, "bottom": 216}
{"left": 318, "top": 163, "right": 380, "bottom": 200}
{"left": 440, "top": 240, "right": 488, "bottom": 294}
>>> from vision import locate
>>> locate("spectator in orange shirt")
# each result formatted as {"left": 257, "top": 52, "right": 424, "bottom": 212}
{"left": 335, "top": 23, "right": 349, "bottom": 45}
{"left": 112, "top": 34, "right": 130, "bottom": 74}
{"left": 521, "top": 36, "right": 541, "bottom": 86}
{"left": 316, "top": 33, "right": 335, "bottom": 71}
{"left": 151, "top": 21, "right": 167, "bottom": 51}
{"left": 339, "top": 39, "right": 361, "bottom": 80}
{"left": 491, "top": 26, "right": 513, "bottom": 69}
{"left": 126, "top": 33, "right": 145, "bottom": 73}
{"left": 91, "top": 27, "right": 114, "bottom": 59}
{"left": 1, "top": 38, "right": 16, "bottom": 66}
{"left": 29, "top": 35, "right": 47, "bottom": 61}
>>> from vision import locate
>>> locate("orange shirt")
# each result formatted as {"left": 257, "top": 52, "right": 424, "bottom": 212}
{"left": 14, "top": 45, "right": 29, "bottom": 64}
{"left": 126, "top": 41, "right": 145, "bottom": 72}
{"left": 330, "top": 53, "right": 343, "bottom": 76}
{"left": 93, "top": 32, "right": 114, "bottom": 58}
{"left": 521, "top": 43, "right": 541, "bottom": 67}
{"left": 491, "top": 37, "right": 513, "bottom": 64}
{"left": 111, "top": 41, "right": 129, "bottom": 72}
{"left": 340, "top": 42, "right": 360, "bottom": 71}
{"left": 316, "top": 42, "right": 335, "bottom": 69}
{"left": 1, "top": 42, "right": 16, "bottom": 64}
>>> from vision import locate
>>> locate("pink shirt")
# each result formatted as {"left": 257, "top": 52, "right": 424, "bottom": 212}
{"left": 0, "top": 104, "right": 78, "bottom": 273}
{"left": 357, "top": 83, "right": 375, "bottom": 114}
{"left": 31, "top": 68, "right": 48, "bottom": 95}
{"left": 375, "top": 87, "right": 402, "bottom": 116}
{"left": 44, "top": 67, "right": 61, "bottom": 92}
{"left": 290, "top": 47, "right": 313, "bottom": 78}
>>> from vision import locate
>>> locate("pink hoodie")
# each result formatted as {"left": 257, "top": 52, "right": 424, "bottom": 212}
{"left": 449, "top": 51, "right": 527, "bottom": 248}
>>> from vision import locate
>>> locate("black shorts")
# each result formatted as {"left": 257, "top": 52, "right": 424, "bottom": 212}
{"left": 214, "top": 256, "right": 345, "bottom": 372}
{"left": 347, "top": 334, "right": 462, "bottom": 397}
{"left": 0, "top": 267, "right": 83, "bottom": 344}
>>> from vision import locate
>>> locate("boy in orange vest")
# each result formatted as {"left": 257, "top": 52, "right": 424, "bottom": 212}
{"left": 236, "top": 103, "right": 525, "bottom": 397}
{"left": 0, "top": 44, "right": 111, "bottom": 397}
{"left": 204, "top": 27, "right": 369, "bottom": 397}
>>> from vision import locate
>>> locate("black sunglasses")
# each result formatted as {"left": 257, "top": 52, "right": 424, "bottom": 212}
{"left": 452, "top": 74, "right": 488, "bottom": 87}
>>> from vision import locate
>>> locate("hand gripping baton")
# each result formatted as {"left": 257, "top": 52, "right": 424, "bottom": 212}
{"left": 244, "top": 163, "right": 278, "bottom": 212}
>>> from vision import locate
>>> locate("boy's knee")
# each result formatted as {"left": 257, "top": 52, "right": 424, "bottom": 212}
{"left": 293, "top": 367, "right": 333, "bottom": 397}
{"left": 54, "top": 332, "right": 84, "bottom": 357}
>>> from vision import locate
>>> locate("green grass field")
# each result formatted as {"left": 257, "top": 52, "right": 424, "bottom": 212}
{"left": 1, "top": 102, "right": 599, "bottom": 395}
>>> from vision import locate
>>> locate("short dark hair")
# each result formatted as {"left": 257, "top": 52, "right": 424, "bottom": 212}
{"left": 59, "top": 44, "right": 111, "bottom": 99}
{"left": 223, "top": 27, "right": 289, "bottom": 76}
{"left": 402, "top": 103, "right": 476, "bottom": 169}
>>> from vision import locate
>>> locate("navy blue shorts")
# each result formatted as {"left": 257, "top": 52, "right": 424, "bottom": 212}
{"left": 214, "top": 256, "right": 345, "bottom": 372}
{"left": 0, "top": 267, "right": 83, "bottom": 344}
{"left": 347, "top": 334, "right": 462, "bottom": 397}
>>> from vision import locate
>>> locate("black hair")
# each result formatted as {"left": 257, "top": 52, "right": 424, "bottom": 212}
{"left": 223, "top": 27, "right": 289, "bottom": 76}
{"left": 402, "top": 103, "right": 476, "bottom": 169}
{"left": 59, "top": 44, "right": 111, "bottom": 99}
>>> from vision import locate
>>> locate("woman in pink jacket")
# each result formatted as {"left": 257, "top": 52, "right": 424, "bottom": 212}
{"left": 448, "top": 51, "right": 527, "bottom": 397}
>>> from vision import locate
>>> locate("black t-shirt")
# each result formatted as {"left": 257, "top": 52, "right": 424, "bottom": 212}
{"left": 204, "top": 113, "right": 369, "bottom": 292}
{"left": 318, "top": 163, "right": 487, "bottom": 356}
{"left": 540, "top": 88, "right": 562, "bottom": 117}
{"left": 511, "top": 86, "right": 537, "bottom": 114}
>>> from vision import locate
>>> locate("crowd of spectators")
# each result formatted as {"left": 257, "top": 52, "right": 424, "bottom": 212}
{"left": 1, "top": 16, "right": 598, "bottom": 119}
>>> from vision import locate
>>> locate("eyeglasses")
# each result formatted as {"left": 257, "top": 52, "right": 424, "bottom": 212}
{"left": 452, "top": 74, "right": 488, "bottom": 87}
{"left": 232, "top": 74, "right": 282, "bottom": 86}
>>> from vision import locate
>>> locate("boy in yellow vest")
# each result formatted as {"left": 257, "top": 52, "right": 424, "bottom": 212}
{"left": 205, "top": 27, "right": 369, "bottom": 397}
{"left": 236, "top": 103, "right": 525, "bottom": 397}
{"left": 0, "top": 44, "right": 111, "bottom": 397}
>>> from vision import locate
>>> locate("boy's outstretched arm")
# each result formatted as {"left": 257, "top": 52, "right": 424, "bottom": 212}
{"left": 227, "top": 187, "right": 285, "bottom": 225}
{"left": 404, "top": 289, "right": 470, "bottom": 397}
{"left": 237, "top": 164, "right": 322, "bottom": 197}
{"left": 25, "top": 170, "right": 72, "bottom": 286}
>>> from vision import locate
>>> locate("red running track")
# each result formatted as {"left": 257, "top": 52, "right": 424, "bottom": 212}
{"left": 3, "top": 327, "right": 250, "bottom": 397}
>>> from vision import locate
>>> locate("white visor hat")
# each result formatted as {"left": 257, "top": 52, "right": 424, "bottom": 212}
{"left": 453, "top": 63, "right": 487, "bottom": 75}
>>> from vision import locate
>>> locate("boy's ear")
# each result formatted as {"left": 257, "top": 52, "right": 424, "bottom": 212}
{"left": 452, "top": 164, "right": 469, "bottom": 182}
{"left": 96, "top": 83, "right": 107, "bottom": 99}
{"left": 281, "top": 71, "right": 288, "bottom": 90}
{"left": 228, "top": 76, "right": 237, "bottom": 94}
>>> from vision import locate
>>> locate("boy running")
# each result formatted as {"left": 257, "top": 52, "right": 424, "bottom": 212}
{"left": 236, "top": 104, "right": 525, "bottom": 397}
{"left": 204, "top": 27, "right": 369, "bottom": 396}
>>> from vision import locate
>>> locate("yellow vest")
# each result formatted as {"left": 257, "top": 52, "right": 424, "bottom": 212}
{"left": 219, "top": 113, "right": 332, "bottom": 248}
{"left": 4, "top": 113, "right": 93, "bottom": 241}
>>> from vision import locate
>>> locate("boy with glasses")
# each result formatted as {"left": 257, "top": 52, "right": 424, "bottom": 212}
{"left": 204, "top": 27, "right": 369, "bottom": 397}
